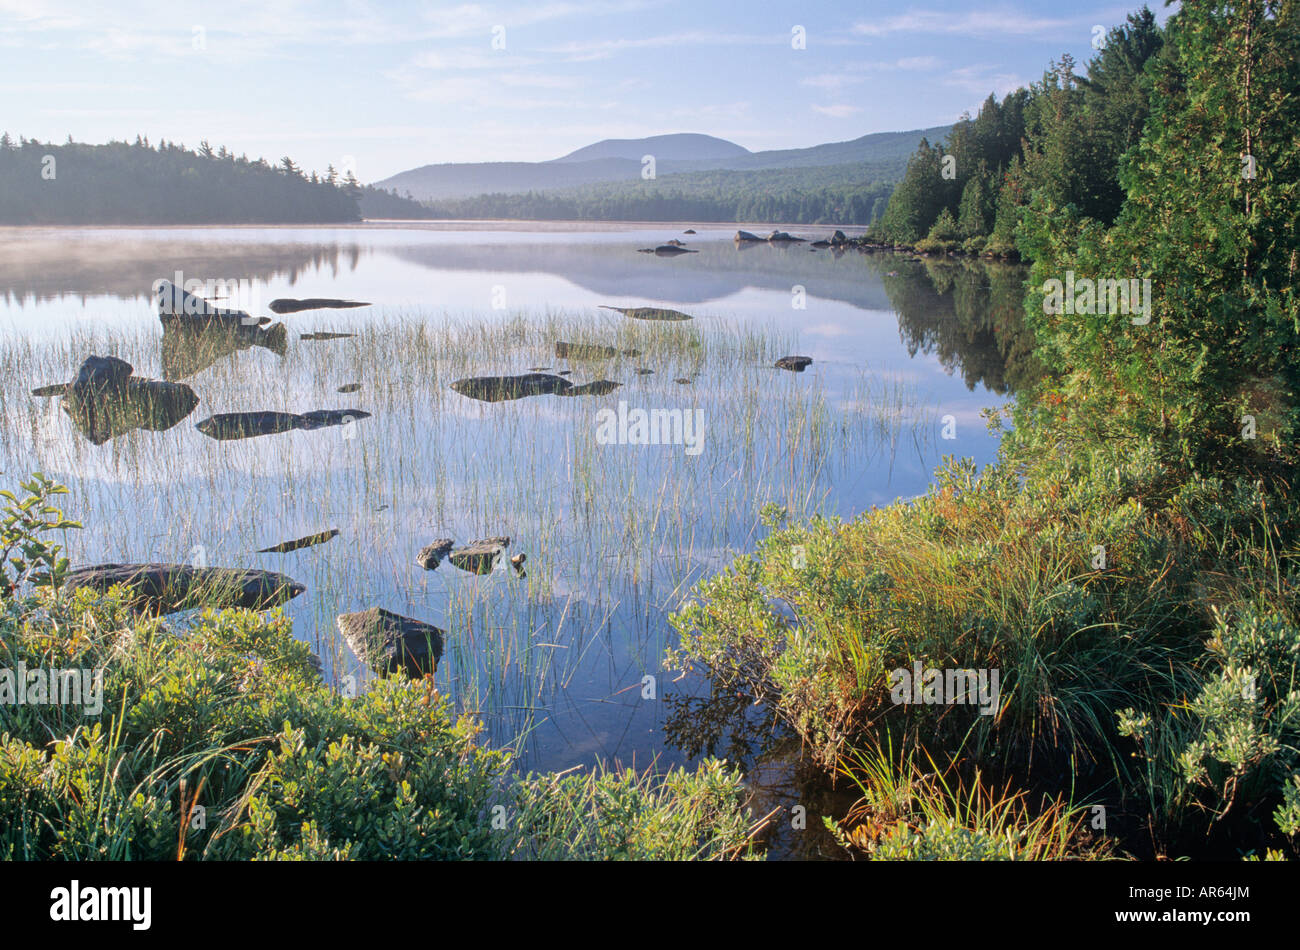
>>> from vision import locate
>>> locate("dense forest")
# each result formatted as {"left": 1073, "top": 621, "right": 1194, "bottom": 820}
{"left": 872, "top": 7, "right": 1166, "bottom": 256}
{"left": 417, "top": 162, "right": 896, "bottom": 224}
{"left": 0, "top": 136, "right": 428, "bottom": 225}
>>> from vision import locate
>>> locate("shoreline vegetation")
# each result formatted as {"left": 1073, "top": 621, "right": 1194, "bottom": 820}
{"left": 2, "top": 0, "right": 1298, "bottom": 862}
{"left": 669, "top": 1, "right": 1300, "bottom": 860}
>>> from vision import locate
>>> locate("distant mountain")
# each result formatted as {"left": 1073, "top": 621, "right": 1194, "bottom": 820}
{"left": 373, "top": 126, "right": 951, "bottom": 202}
{"left": 551, "top": 133, "right": 750, "bottom": 164}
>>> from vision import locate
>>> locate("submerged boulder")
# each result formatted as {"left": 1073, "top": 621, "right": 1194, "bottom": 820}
{"left": 45, "top": 355, "right": 200, "bottom": 445}
{"left": 450, "top": 373, "right": 620, "bottom": 403}
{"left": 64, "top": 563, "right": 305, "bottom": 613}
{"left": 269, "top": 298, "right": 370, "bottom": 314}
{"left": 195, "top": 408, "right": 370, "bottom": 441}
{"left": 449, "top": 537, "right": 526, "bottom": 576}
{"left": 767, "top": 231, "right": 805, "bottom": 242}
{"left": 337, "top": 606, "right": 444, "bottom": 678}
{"left": 556, "top": 341, "right": 618, "bottom": 360}
{"left": 775, "top": 355, "right": 814, "bottom": 372}
{"left": 258, "top": 528, "right": 340, "bottom": 553}
{"left": 416, "top": 538, "right": 455, "bottom": 570}
{"left": 156, "top": 281, "right": 288, "bottom": 380}
{"left": 637, "top": 244, "right": 697, "bottom": 256}
{"left": 734, "top": 230, "right": 762, "bottom": 242}
{"left": 598, "top": 305, "right": 693, "bottom": 322}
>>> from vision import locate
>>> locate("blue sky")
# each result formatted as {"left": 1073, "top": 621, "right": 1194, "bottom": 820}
{"left": 0, "top": 0, "right": 1172, "bottom": 181}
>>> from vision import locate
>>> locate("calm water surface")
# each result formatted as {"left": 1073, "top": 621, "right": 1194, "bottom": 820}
{"left": 0, "top": 224, "right": 1031, "bottom": 832}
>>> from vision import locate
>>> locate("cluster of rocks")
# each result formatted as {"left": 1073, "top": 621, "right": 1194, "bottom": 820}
{"left": 735, "top": 229, "right": 806, "bottom": 243}
{"left": 417, "top": 536, "right": 526, "bottom": 576}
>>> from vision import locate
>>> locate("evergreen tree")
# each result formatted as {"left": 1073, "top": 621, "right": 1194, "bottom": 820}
{"left": 1020, "top": 0, "right": 1300, "bottom": 476}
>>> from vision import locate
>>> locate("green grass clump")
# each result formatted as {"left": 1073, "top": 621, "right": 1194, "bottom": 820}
{"left": 669, "top": 424, "right": 1300, "bottom": 857}
{"left": 0, "top": 475, "right": 758, "bottom": 861}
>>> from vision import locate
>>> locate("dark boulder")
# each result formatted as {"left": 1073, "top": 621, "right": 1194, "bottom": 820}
{"left": 64, "top": 563, "right": 305, "bottom": 613}
{"left": 155, "top": 282, "right": 287, "bottom": 380}
{"left": 337, "top": 607, "right": 443, "bottom": 678}
{"left": 556, "top": 341, "right": 618, "bottom": 360}
{"left": 775, "top": 355, "right": 814, "bottom": 372}
{"left": 449, "top": 537, "right": 523, "bottom": 575}
{"left": 195, "top": 408, "right": 370, "bottom": 441}
{"left": 258, "top": 528, "right": 339, "bottom": 553}
{"left": 416, "top": 539, "right": 455, "bottom": 570}
{"left": 734, "top": 230, "right": 762, "bottom": 242}
{"left": 450, "top": 373, "right": 619, "bottom": 403}
{"left": 598, "top": 305, "right": 693, "bottom": 322}
{"left": 54, "top": 356, "right": 199, "bottom": 445}
{"left": 269, "top": 298, "right": 370, "bottom": 314}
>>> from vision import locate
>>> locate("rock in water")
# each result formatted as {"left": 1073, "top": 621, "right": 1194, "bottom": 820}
{"left": 451, "top": 373, "right": 571, "bottom": 402}
{"left": 734, "top": 230, "right": 762, "bottom": 242}
{"left": 683, "top": 229, "right": 697, "bottom": 234}
{"left": 298, "top": 408, "right": 369, "bottom": 429}
{"left": 64, "top": 563, "right": 305, "bottom": 613}
{"left": 767, "top": 231, "right": 805, "bottom": 242}
{"left": 337, "top": 383, "right": 362, "bottom": 393}
{"left": 337, "top": 606, "right": 444, "bottom": 678}
{"left": 449, "top": 373, "right": 619, "bottom": 402}
{"left": 258, "top": 529, "right": 340, "bottom": 553}
{"left": 831, "top": 230, "right": 848, "bottom": 246}
{"left": 300, "top": 332, "right": 357, "bottom": 341}
{"left": 416, "top": 539, "right": 455, "bottom": 570}
{"left": 598, "top": 305, "right": 693, "bottom": 322}
{"left": 449, "top": 537, "right": 518, "bottom": 575}
{"left": 775, "top": 355, "right": 814, "bottom": 372}
{"left": 566, "top": 380, "right": 622, "bottom": 397}
{"left": 652, "top": 245, "right": 696, "bottom": 255}
{"left": 556, "top": 341, "right": 618, "bottom": 360}
{"left": 195, "top": 409, "right": 370, "bottom": 441}
{"left": 156, "top": 281, "right": 288, "bottom": 380}
{"left": 56, "top": 355, "right": 199, "bottom": 445}
{"left": 269, "top": 298, "right": 371, "bottom": 314}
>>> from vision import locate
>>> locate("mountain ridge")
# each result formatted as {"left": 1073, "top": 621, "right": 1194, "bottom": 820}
{"left": 374, "top": 125, "right": 951, "bottom": 202}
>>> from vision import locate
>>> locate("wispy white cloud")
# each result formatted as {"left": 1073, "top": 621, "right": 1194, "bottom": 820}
{"left": 852, "top": 8, "right": 1091, "bottom": 38}
{"left": 943, "top": 65, "right": 1027, "bottom": 97}
{"left": 801, "top": 55, "right": 942, "bottom": 89}
{"left": 812, "top": 104, "right": 861, "bottom": 118}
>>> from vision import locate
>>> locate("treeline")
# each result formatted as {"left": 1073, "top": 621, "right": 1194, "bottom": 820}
{"left": 360, "top": 185, "right": 437, "bottom": 219}
{"left": 420, "top": 163, "right": 896, "bottom": 225}
{"left": 872, "top": 7, "right": 1166, "bottom": 256}
{"left": 0, "top": 135, "right": 369, "bottom": 224}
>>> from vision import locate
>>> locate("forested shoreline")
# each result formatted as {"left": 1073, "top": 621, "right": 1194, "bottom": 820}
{"left": 0, "top": 136, "right": 431, "bottom": 225}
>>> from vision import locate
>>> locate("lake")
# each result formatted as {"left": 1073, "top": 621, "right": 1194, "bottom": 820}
{"left": 0, "top": 223, "right": 1032, "bottom": 836}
